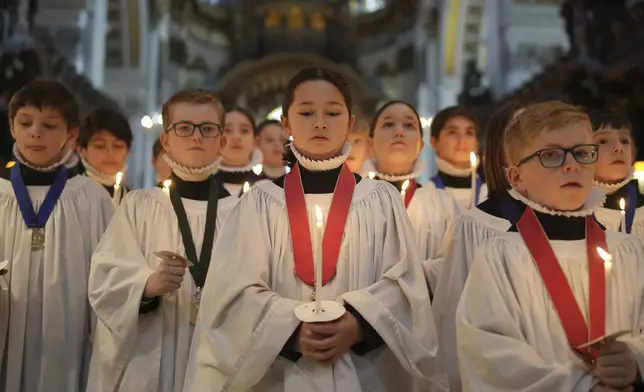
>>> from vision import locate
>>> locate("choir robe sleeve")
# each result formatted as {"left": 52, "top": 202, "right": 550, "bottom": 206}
{"left": 185, "top": 182, "right": 445, "bottom": 392}
{"left": 455, "top": 237, "right": 598, "bottom": 392}
{"left": 87, "top": 193, "right": 157, "bottom": 384}
{"left": 432, "top": 210, "right": 510, "bottom": 392}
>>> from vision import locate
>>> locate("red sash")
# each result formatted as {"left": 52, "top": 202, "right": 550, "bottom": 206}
{"left": 517, "top": 208, "right": 607, "bottom": 360}
{"left": 403, "top": 180, "right": 417, "bottom": 209}
{"left": 284, "top": 163, "right": 355, "bottom": 286}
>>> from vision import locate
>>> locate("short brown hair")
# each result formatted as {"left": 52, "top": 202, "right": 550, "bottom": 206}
{"left": 9, "top": 80, "right": 80, "bottom": 128}
{"left": 161, "top": 89, "right": 224, "bottom": 129}
{"left": 504, "top": 101, "right": 591, "bottom": 165}
{"left": 430, "top": 105, "right": 478, "bottom": 140}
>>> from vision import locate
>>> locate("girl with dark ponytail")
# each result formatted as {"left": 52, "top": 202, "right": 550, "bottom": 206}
{"left": 185, "top": 67, "right": 445, "bottom": 392}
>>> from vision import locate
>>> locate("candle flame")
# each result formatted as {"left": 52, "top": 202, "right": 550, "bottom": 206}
{"left": 597, "top": 247, "right": 613, "bottom": 267}
{"left": 115, "top": 171, "right": 123, "bottom": 186}
{"left": 252, "top": 164, "right": 263, "bottom": 175}
{"left": 368, "top": 171, "right": 376, "bottom": 179}
{"left": 401, "top": 180, "right": 410, "bottom": 192}
{"left": 243, "top": 181, "right": 250, "bottom": 193}
{"left": 620, "top": 198, "right": 626, "bottom": 211}
{"left": 470, "top": 152, "right": 478, "bottom": 167}
{"left": 163, "top": 179, "right": 172, "bottom": 189}
{"left": 315, "top": 205, "right": 323, "bottom": 227}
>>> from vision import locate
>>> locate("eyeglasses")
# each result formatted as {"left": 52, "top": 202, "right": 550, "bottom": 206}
{"left": 166, "top": 122, "right": 222, "bottom": 138}
{"left": 516, "top": 144, "right": 599, "bottom": 168}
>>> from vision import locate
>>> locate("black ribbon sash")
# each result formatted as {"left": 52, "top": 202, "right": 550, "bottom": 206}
{"left": 169, "top": 174, "right": 220, "bottom": 287}
{"left": 10, "top": 162, "right": 68, "bottom": 228}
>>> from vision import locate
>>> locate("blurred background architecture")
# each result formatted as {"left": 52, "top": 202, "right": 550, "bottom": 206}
{"left": 1, "top": 0, "right": 643, "bottom": 187}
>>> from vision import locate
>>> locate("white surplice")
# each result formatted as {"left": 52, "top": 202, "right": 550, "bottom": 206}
{"left": 404, "top": 182, "right": 462, "bottom": 293}
{"left": 456, "top": 229, "right": 644, "bottom": 391}
{"left": 183, "top": 173, "right": 446, "bottom": 391}
{"left": 0, "top": 174, "right": 114, "bottom": 392}
{"left": 431, "top": 196, "right": 512, "bottom": 392}
{"left": 87, "top": 187, "right": 237, "bottom": 392}
{"left": 433, "top": 187, "right": 607, "bottom": 392}
{"left": 433, "top": 157, "right": 488, "bottom": 209}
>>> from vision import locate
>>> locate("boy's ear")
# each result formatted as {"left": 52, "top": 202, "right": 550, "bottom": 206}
{"left": 67, "top": 127, "right": 79, "bottom": 143}
{"left": 430, "top": 135, "right": 438, "bottom": 150}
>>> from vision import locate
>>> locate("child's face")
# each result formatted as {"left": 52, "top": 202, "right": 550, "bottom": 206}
{"left": 592, "top": 127, "right": 633, "bottom": 183}
{"left": 282, "top": 80, "right": 354, "bottom": 161}
{"left": 10, "top": 106, "right": 77, "bottom": 167}
{"left": 431, "top": 115, "right": 477, "bottom": 166}
{"left": 507, "top": 121, "right": 596, "bottom": 212}
{"left": 79, "top": 130, "right": 129, "bottom": 174}
{"left": 161, "top": 102, "right": 225, "bottom": 168}
{"left": 346, "top": 133, "right": 369, "bottom": 173}
{"left": 221, "top": 110, "right": 257, "bottom": 166}
{"left": 371, "top": 103, "right": 423, "bottom": 170}
{"left": 257, "top": 124, "right": 288, "bottom": 168}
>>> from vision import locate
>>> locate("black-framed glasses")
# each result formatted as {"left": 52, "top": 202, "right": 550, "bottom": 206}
{"left": 516, "top": 144, "right": 599, "bottom": 168}
{"left": 166, "top": 122, "right": 222, "bottom": 138}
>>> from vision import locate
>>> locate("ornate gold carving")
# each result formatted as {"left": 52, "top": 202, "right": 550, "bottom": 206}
{"left": 265, "top": 8, "right": 280, "bottom": 29}
{"left": 288, "top": 6, "right": 304, "bottom": 30}
{"left": 311, "top": 12, "right": 326, "bottom": 31}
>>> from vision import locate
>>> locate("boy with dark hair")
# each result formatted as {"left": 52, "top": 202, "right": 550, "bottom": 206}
{"left": 430, "top": 105, "right": 487, "bottom": 208}
{"left": 77, "top": 108, "right": 133, "bottom": 202}
{"left": 590, "top": 110, "right": 644, "bottom": 239}
{"left": 0, "top": 80, "right": 113, "bottom": 391}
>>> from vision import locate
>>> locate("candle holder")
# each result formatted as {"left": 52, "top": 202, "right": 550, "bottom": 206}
{"left": 294, "top": 300, "right": 346, "bottom": 323}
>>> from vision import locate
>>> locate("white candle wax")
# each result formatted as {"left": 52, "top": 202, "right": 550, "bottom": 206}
{"left": 243, "top": 181, "right": 250, "bottom": 194}
{"left": 112, "top": 171, "right": 123, "bottom": 206}
{"left": 597, "top": 247, "right": 613, "bottom": 317}
{"left": 470, "top": 152, "right": 477, "bottom": 208}
{"left": 401, "top": 180, "right": 409, "bottom": 202}
{"left": 620, "top": 198, "right": 626, "bottom": 232}
{"left": 162, "top": 179, "right": 172, "bottom": 197}
{"left": 314, "top": 205, "right": 323, "bottom": 314}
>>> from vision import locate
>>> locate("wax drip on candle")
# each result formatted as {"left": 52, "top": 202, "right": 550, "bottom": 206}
{"left": 314, "top": 205, "right": 323, "bottom": 314}
{"left": 243, "top": 181, "right": 250, "bottom": 193}
{"left": 252, "top": 164, "right": 263, "bottom": 175}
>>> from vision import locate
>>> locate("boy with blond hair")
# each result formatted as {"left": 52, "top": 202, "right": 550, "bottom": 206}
{"left": 456, "top": 101, "right": 644, "bottom": 391}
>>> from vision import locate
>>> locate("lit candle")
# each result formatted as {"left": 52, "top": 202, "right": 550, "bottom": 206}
{"left": 597, "top": 247, "right": 613, "bottom": 315}
{"left": 314, "top": 205, "right": 324, "bottom": 314}
{"left": 252, "top": 164, "right": 263, "bottom": 176}
{"left": 162, "top": 179, "right": 172, "bottom": 197}
{"left": 368, "top": 171, "right": 376, "bottom": 179}
{"left": 242, "top": 181, "right": 250, "bottom": 194}
{"left": 470, "top": 152, "right": 478, "bottom": 208}
{"left": 619, "top": 198, "right": 626, "bottom": 233}
{"left": 401, "top": 179, "right": 410, "bottom": 201}
{"left": 112, "top": 171, "right": 123, "bottom": 206}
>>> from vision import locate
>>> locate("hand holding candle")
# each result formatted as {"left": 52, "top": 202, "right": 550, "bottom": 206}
{"left": 314, "top": 205, "right": 323, "bottom": 314}
{"left": 619, "top": 198, "right": 626, "bottom": 232}
{"left": 470, "top": 152, "right": 478, "bottom": 208}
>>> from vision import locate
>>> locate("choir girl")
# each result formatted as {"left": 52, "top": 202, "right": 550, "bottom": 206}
{"left": 219, "top": 107, "right": 264, "bottom": 195}
{"left": 366, "top": 100, "right": 461, "bottom": 292}
{"left": 184, "top": 67, "right": 446, "bottom": 392}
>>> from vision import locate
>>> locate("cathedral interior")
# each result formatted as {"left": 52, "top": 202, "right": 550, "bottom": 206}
{"left": 1, "top": 0, "right": 643, "bottom": 187}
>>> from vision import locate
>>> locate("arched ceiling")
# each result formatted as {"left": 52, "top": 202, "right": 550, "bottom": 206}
{"left": 216, "top": 52, "right": 381, "bottom": 116}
